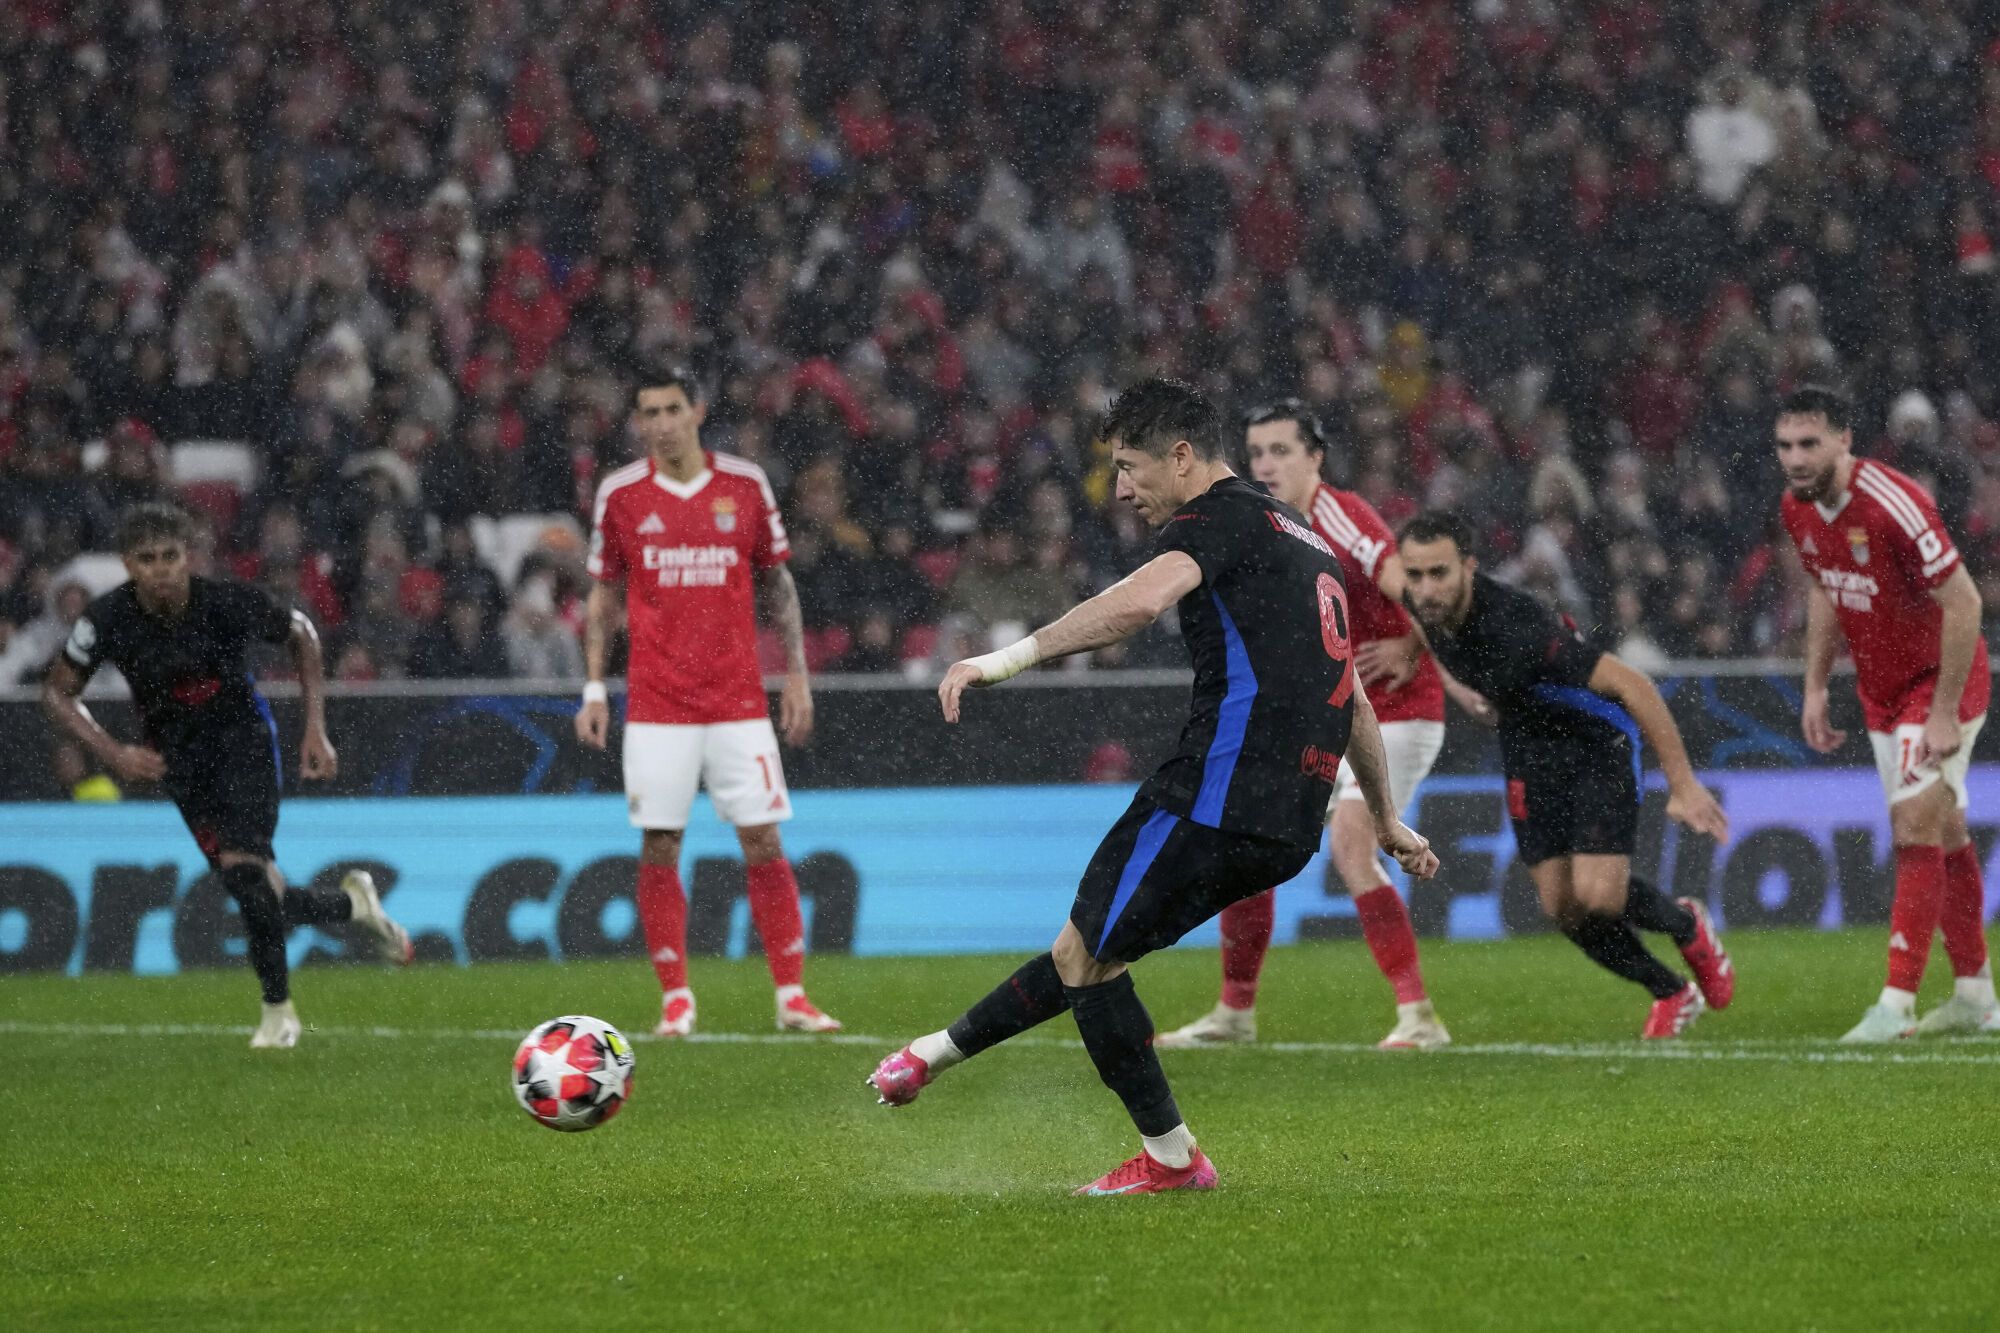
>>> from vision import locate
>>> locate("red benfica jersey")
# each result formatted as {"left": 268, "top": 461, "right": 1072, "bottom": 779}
{"left": 587, "top": 452, "right": 790, "bottom": 724}
{"left": 1780, "top": 458, "right": 1990, "bottom": 732}
{"left": 1307, "top": 483, "right": 1446, "bottom": 724}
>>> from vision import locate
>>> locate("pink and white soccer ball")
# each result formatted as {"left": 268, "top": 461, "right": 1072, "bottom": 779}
{"left": 511, "top": 1015, "right": 635, "bottom": 1132}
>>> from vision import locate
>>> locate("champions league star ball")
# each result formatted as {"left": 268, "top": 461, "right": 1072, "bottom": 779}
{"left": 512, "top": 1016, "right": 635, "bottom": 1132}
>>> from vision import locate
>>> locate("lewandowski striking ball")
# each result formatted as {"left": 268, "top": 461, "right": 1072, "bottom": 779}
{"left": 512, "top": 1016, "right": 636, "bottom": 1132}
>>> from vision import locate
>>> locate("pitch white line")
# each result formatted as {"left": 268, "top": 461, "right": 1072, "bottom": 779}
{"left": 4, "top": 1021, "right": 1999, "bottom": 1067}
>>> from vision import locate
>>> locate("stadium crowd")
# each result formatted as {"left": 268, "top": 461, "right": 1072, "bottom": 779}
{"left": 6, "top": 0, "right": 2000, "bottom": 687}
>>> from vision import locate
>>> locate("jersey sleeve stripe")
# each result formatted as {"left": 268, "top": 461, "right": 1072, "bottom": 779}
{"left": 1855, "top": 465, "right": 1928, "bottom": 538}
{"left": 587, "top": 462, "right": 650, "bottom": 578}
{"left": 1856, "top": 462, "right": 1936, "bottom": 528}
{"left": 1311, "top": 495, "right": 1364, "bottom": 547}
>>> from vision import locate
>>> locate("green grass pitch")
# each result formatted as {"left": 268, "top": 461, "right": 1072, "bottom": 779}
{"left": 4, "top": 929, "right": 1998, "bottom": 1330}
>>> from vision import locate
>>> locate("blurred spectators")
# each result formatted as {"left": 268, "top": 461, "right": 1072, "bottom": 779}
{"left": 2, "top": 0, "right": 2000, "bottom": 682}
{"left": 502, "top": 573, "right": 586, "bottom": 680}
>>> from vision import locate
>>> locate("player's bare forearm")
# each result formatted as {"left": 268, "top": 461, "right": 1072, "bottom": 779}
{"left": 1589, "top": 655, "right": 1698, "bottom": 790}
{"left": 1031, "top": 588, "right": 1158, "bottom": 660}
{"left": 39, "top": 658, "right": 121, "bottom": 764}
{"left": 289, "top": 611, "right": 328, "bottom": 735}
{"left": 1032, "top": 552, "right": 1203, "bottom": 663}
{"left": 1343, "top": 683, "right": 1398, "bottom": 830}
{"left": 1802, "top": 584, "right": 1840, "bottom": 694}
{"left": 584, "top": 581, "right": 622, "bottom": 682}
{"left": 1926, "top": 566, "right": 1982, "bottom": 721}
{"left": 756, "top": 564, "right": 809, "bottom": 677}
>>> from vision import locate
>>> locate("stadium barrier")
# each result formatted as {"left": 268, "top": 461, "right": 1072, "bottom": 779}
{"left": 3, "top": 772, "right": 1994, "bottom": 976}
{"left": 3, "top": 662, "right": 1988, "bottom": 801}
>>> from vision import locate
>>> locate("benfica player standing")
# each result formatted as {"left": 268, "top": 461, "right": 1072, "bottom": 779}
{"left": 1775, "top": 386, "right": 1995, "bottom": 1041}
{"left": 1161, "top": 400, "right": 1476, "bottom": 1051}
{"left": 576, "top": 368, "right": 840, "bottom": 1036}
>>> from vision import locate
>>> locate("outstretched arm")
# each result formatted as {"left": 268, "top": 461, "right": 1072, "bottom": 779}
{"left": 938, "top": 551, "right": 1202, "bottom": 722}
{"left": 756, "top": 563, "right": 814, "bottom": 745}
{"left": 1587, "top": 653, "right": 1731, "bottom": 842}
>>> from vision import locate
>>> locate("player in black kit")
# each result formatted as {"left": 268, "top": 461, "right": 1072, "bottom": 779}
{"left": 866, "top": 380, "right": 1440, "bottom": 1196}
{"left": 40, "top": 503, "right": 410, "bottom": 1049}
{"left": 1396, "top": 511, "right": 1736, "bottom": 1039}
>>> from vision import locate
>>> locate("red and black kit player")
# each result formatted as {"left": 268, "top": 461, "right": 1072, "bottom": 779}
{"left": 40, "top": 503, "right": 410, "bottom": 1049}
{"left": 1162, "top": 398, "right": 1482, "bottom": 1052}
{"left": 867, "top": 380, "right": 1438, "bottom": 1196}
{"left": 1775, "top": 385, "right": 1995, "bottom": 1041}
{"left": 575, "top": 367, "right": 839, "bottom": 1037}
{"left": 1400, "top": 511, "right": 1736, "bottom": 1039}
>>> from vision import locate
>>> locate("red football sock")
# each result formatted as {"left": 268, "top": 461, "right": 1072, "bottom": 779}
{"left": 1219, "top": 890, "right": 1275, "bottom": 1010}
{"left": 636, "top": 863, "right": 688, "bottom": 993}
{"left": 1941, "top": 844, "right": 1990, "bottom": 978}
{"left": 746, "top": 858, "right": 806, "bottom": 988}
{"left": 1355, "top": 883, "right": 1428, "bottom": 1005}
{"left": 1886, "top": 845, "right": 1946, "bottom": 992}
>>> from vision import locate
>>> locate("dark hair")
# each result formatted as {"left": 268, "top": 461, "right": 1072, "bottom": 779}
{"left": 634, "top": 364, "right": 705, "bottom": 405}
{"left": 1778, "top": 384, "right": 1852, "bottom": 431}
{"left": 1398, "top": 509, "right": 1476, "bottom": 555}
{"left": 116, "top": 501, "right": 192, "bottom": 553}
{"left": 1101, "top": 377, "right": 1223, "bottom": 460}
{"left": 1243, "top": 396, "right": 1327, "bottom": 453}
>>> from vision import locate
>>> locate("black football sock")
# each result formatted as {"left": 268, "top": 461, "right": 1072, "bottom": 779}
{"left": 946, "top": 952, "right": 1070, "bottom": 1058}
{"left": 1065, "top": 973, "right": 1182, "bottom": 1137}
{"left": 1562, "top": 914, "right": 1686, "bottom": 1000}
{"left": 221, "top": 862, "right": 290, "bottom": 1004}
{"left": 282, "top": 885, "right": 354, "bottom": 928}
{"left": 1621, "top": 877, "right": 1697, "bottom": 947}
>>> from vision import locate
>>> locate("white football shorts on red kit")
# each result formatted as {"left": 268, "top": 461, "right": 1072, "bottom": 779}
{"left": 1333, "top": 719, "right": 1446, "bottom": 817}
{"left": 624, "top": 719, "right": 794, "bottom": 830}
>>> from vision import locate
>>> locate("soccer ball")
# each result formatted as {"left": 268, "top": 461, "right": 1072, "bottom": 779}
{"left": 512, "top": 1015, "right": 635, "bottom": 1132}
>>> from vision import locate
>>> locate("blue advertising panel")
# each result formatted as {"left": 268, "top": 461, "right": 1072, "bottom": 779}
{"left": 1, "top": 771, "right": 1995, "bottom": 975}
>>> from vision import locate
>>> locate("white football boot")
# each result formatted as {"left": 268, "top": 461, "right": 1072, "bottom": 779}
{"left": 250, "top": 1000, "right": 301, "bottom": 1049}
{"left": 341, "top": 869, "right": 413, "bottom": 964}
{"left": 654, "top": 988, "right": 696, "bottom": 1038}
{"left": 1913, "top": 994, "right": 1998, "bottom": 1037}
{"left": 776, "top": 990, "right": 842, "bottom": 1033}
{"left": 1379, "top": 999, "right": 1452, "bottom": 1050}
{"left": 1839, "top": 1003, "right": 1916, "bottom": 1044}
{"left": 1156, "top": 1002, "right": 1257, "bottom": 1049}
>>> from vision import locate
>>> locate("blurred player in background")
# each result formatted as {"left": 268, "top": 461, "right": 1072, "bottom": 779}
{"left": 576, "top": 367, "right": 839, "bottom": 1037}
{"left": 1775, "top": 385, "right": 1994, "bottom": 1041}
{"left": 41, "top": 503, "right": 409, "bottom": 1049}
{"left": 868, "top": 379, "right": 1438, "bottom": 1196}
{"left": 1400, "top": 511, "right": 1736, "bottom": 1039}
{"left": 1162, "top": 399, "right": 1485, "bottom": 1052}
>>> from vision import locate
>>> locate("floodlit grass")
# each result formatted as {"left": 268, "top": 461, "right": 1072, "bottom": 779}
{"left": 5, "top": 929, "right": 1998, "bottom": 1330}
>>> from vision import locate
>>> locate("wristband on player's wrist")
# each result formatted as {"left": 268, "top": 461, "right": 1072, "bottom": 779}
{"left": 965, "top": 635, "right": 1041, "bottom": 684}
{"left": 582, "top": 681, "right": 608, "bottom": 705}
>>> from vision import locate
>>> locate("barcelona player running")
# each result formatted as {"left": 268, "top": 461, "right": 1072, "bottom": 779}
{"left": 41, "top": 503, "right": 410, "bottom": 1049}
{"left": 1775, "top": 385, "right": 1994, "bottom": 1041}
{"left": 1399, "top": 511, "right": 1736, "bottom": 1039}
{"left": 868, "top": 380, "right": 1438, "bottom": 1196}
{"left": 576, "top": 367, "right": 839, "bottom": 1036}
